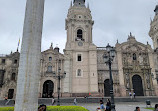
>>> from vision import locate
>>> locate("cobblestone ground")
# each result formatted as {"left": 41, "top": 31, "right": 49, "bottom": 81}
{"left": 61, "top": 102, "right": 154, "bottom": 111}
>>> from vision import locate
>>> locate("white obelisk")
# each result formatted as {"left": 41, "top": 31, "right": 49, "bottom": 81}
{"left": 15, "top": 0, "right": 45, "bottom": 110}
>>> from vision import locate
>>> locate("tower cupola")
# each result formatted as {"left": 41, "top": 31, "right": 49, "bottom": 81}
{"left": 73, "top": 0, "right": 85, "bottom": 7}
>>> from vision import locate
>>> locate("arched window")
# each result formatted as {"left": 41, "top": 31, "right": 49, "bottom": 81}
{"left": 133, "top": 53, "right": 136, "bottom": 60}
{"left": 49, "top": 57, "right": 52, "bottom": 61}
{"left": 77, "top": 29, "right": 83, "bottom": 39}
{"left": 47, "top": 66, "right": 52, "bottom": 72}
{"left": 14, "top": 59, "right": 17, "bottom": 64}
{"left": 11, "top": 73, "right": 16, "bottom": 80}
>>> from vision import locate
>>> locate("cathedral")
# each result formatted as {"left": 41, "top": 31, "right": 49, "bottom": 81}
{"left": 0, "top": 0, "right": 158, "bottom": 99}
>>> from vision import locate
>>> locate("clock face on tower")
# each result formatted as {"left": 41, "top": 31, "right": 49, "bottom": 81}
{"left": 78, "top": 41, "right": 83, "bottom": 46}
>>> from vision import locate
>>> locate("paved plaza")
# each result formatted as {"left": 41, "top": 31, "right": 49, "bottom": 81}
{"left": 0, "top": 102, "right": 156, "bottom": 111}
{"left": 84, "top": 103, "right": 152, "bottom": 111}
{"left": 60, "top": 102, "right": 154, "bottom": 111}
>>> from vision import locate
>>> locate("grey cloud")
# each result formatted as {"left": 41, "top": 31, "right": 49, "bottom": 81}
{"left": 0, "top": 0, "right": 157, "bottom": 54}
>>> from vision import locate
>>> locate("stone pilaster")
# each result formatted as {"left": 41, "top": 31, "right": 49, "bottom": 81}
{"left": 14, "top": 0, "right": 45, "bottom": 111}
{"left": 148, "top": 51, "right": 158, "bottom": 96}
{"left": 117, "top": 51, "right": 126, "bottom": 96}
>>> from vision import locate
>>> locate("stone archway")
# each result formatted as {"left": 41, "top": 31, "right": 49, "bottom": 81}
{"left": 104, "top": 79, "right": 110, "bottom": 97}
{"left": 42, "top": 80, "right": 54, "bottom": 98}
{"left": 132, "top": 75, "right": 144, "bottom": 96}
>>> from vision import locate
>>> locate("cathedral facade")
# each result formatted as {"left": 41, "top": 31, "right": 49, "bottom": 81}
{"left": 0, "top": 0, "right": 158, "bottom": 99}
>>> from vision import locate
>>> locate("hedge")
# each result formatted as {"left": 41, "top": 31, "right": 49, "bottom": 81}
{"left": 0, "top": 106, "right": 89, "bottom": 111}
{"left": 0, "top": 107, "right": 14, "bottom": 111}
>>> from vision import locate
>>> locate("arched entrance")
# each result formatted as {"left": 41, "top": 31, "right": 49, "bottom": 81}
{"left": 104, "top": 79, "right": 110, "bottom": 97}
{"left": 42, "top": 80, "right": 54, "bottom": 98}
{"left": 132, "top": 75, "right": 144, "bottom": 96}
{"left": 8, "top": 89, "right": 14, "bottom": 99}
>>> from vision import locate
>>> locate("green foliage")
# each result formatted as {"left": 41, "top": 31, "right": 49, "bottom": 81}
{"left": 0, "top": 106, "right": 89, "bottom": 111}
{"left": 47, "top": 106, "right": 89, "bottom": 111}
{"left": 145, "top": 107, "right": 154, "bottom": 110}
{"left": 0, "top": 107, "right": 14, "bottom": 111}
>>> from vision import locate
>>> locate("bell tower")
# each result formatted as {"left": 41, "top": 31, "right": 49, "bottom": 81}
{"left": 64, "top": 0, "right": 98, "bottom": 96}
{"left": 149, "top": 5, "right": 158, "bottom": 49}
{"left": 65, "top": 0, "right": 94, "bottom": 49}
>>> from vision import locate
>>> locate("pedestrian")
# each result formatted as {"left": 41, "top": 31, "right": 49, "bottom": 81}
{"left": 154, "top": 104, "right": 158, "bottom": 111}
{"left": 129, "top": 92, "right": 132, "bottom": 99}
{"left": 134, "top": 106, "right": 140, "bottom": 111}
{"left": 74, "top": 97, "right": 77, "bottom": 105}
{"left": 52, "top": 97, "right": 55, "bottom": 105}
{"left": 133, "top": 92, "right": 136, "bottom": 99}
{"left": 106, "top": 99, "right": 111, "bottom": 111}
{"left": 89, "top": 92, "right": 91, "bottom": 97}
{"left": 100, "top": 99, "right": 105, "bottom": 111}
{"left": 38, "top": 104, "right": 46, "bottom": 111}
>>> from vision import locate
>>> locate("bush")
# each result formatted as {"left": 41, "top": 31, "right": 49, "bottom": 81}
{"left": 145, "top": 107, "right": 154, "bottom": 110}
{"left": 0, "top": 106, "right": 88, "bottom": 111}
{"left": 0, "top": 107, "right": 14, "bottom": 111}
{"left": 47, "top": 106, "right": 89, "bottom": 111}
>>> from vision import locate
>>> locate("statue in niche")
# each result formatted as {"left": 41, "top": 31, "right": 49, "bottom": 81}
{"left": 146, "top": 73, "right": 150, "bottom": 89}
{"left": 128, "top": 55, "right": 132, "bottom": 65}
{"left": 139, "top": 56, "right": 143, "bottom": 64}
{"left": 126, "top": 73, "right": 130, "bottom": 88}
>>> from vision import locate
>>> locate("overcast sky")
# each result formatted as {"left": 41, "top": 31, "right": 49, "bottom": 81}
{"left": 0, "top": 0, "right": 157, "bottom": 54}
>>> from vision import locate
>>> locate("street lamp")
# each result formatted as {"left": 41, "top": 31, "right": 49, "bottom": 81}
{"left": 103, "top": 43, "right": 116, "bottom": 111}
{"left": 52, "top": 65, "right": 66, "bottom": 106}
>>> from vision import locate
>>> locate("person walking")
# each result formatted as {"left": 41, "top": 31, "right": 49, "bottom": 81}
{"left": 74, "top": 97, "right": 77, "bottom": 106}
{"left": 129, "top": 92, "right": 132, "bottom": 99}
{"left": 134, "top": 106, "right": 140, "bottom": 111}
{"left": 100, "top": 100, "right": 105, "bottom": 111}
{"left": 133, "top": 92, "right": 136, "bottom": 99}
{"left": 106, "top": 99, "right": 111, "bottom": 111}
{"left": 154, "top": 104, "right": 158, "bottom": 111}
{"left": 52, "top": 97, "right": 55, "bottom": 105}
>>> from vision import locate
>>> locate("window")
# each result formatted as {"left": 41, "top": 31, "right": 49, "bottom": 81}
{"left": 2, "top": 59, "right": 5, "bottom": 64}
{"left": 77, "top": 69, "right": 82, "bottom": 77}
{"left": 47, "top": 66, "right": 52, "bottom": 72}
{"left": 14, "top": 59, "right": 17, "bottom": 64}
{"left": 49, "top": 57, "right": 52, "bottom": 61}
{"left": 77, "top": 29, "right": 83, "bottom": 39}
{"left": 11, "top": 73, "right": 16, "bottom": 80}
{"left": 133, "top": 53, "right": 136, "bottom": 60}
{"left": 77, "top": 54, "right": 82, "bottom": 61}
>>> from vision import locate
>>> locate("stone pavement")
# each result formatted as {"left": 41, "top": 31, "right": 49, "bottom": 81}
{"left": 83, "top": 103, "right": 152, "bottom": 111}
{"left": 61, "top": 102, "right": 154, "bottom": 111}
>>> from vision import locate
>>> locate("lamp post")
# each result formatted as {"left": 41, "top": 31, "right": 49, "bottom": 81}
{"left": 52, "top": 64, "right": 66, "bottom": 106}
{"left": 103, "top": 44, "right": 116, "bottom": 111}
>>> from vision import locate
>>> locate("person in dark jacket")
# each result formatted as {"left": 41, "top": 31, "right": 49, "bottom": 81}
{"left": 154, "top": 104, "right": 158, "bottom": 111}
{"left": 106, "top": 99, "right": 111, "bottom": 111}
{"left": 38, "top": 104, "right": 46, "bottom": 111}
{"left": 134, "top": 106, "right": 140, "bottom": 111}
